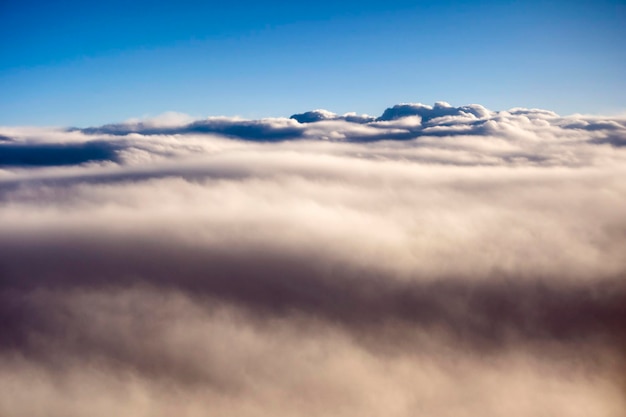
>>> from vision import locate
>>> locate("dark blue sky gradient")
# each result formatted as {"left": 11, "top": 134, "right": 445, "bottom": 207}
{"left": 1, "top": 0, "right": 624, "bottom": 126}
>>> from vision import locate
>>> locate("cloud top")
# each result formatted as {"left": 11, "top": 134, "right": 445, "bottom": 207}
{"left": 69, "top": 101, "right": 626, "bottom": 147}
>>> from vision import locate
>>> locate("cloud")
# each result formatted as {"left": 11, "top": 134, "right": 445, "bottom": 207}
{"left": 0, "top": 141, "right": 119, "bottom": 167}
{"left": 376, "top": 101, "right": 493, "bottom": 122}
{"left": 1, "top": 102, "right": 626, "bottom": 416}
{"left": 46, "top": 102, "right": 623, "bottom": 146}
{"left": 76, "top": 116, "right": 306, "bottom": 141}
{"left": 290, "top": 109, "right": 375, "bottom": 124}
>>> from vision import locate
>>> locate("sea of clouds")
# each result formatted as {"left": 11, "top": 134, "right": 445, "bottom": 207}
{"left": 1, "top": 102, "right": 625, "bottom": 416}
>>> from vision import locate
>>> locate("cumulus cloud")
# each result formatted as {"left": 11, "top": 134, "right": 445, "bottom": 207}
{"left": 1, "top": 102, "right": 626, "bottom": 416}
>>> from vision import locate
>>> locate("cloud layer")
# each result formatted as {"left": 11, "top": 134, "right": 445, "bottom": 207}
{"left": 1, "top": 102, "right": 626, "bottom": 416}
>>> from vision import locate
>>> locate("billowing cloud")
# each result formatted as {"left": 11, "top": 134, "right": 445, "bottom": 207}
{"left": 1, "top": 103, "right": 625, "bottom": 416}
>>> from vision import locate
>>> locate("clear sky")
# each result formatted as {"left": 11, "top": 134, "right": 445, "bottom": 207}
{"left": 1, "top": 0, "right": 625, "bottom": 126}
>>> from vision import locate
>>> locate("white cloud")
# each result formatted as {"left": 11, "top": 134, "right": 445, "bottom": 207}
{"left": 0, "top": 102, "right": 625, "bottom": 416}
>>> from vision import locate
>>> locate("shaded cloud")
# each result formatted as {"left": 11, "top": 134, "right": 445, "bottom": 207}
{"left": 77, "top": 117, "right": 305, "bottom": 141}
{"left": 0, "top": 141, "right": 119, "bottom": 167}
{"left": 289, "top": 109, "right": 341, "bottom": 123}
{"left": 376, "top": 101, "right": 492, "bottom": 122}
{"left": 290, "top": 109, "right": 375, "bottom": 124}
{"left": 3, "top": 286, "right": 623, "bottom": 417}
{"left": 590, "top": 134, "right": 626, "bottom": 147}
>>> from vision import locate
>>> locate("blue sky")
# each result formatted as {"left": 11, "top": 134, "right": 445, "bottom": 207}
{"left": 1, "top": 0, "right": 624, "bottom": 126}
